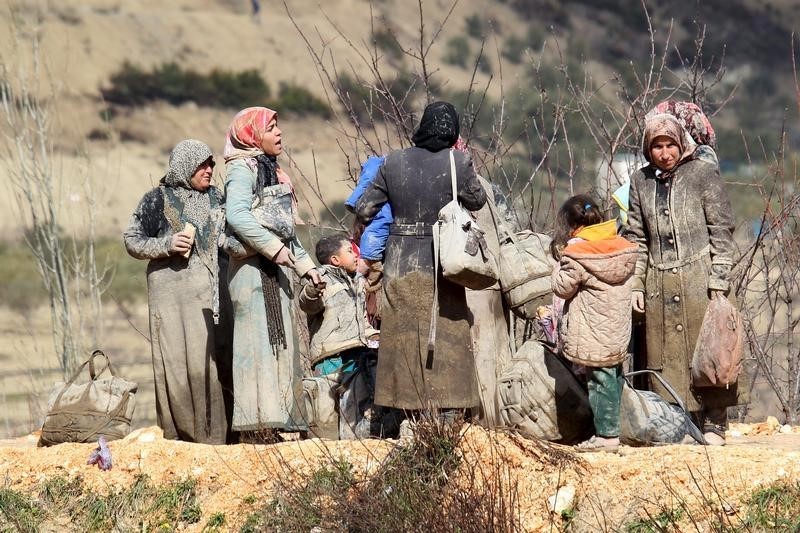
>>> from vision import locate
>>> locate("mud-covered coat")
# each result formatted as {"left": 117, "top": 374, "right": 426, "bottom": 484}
{"left": 299, "top": 265, "right": 378, "bottom": 367}
{"left": 624, "top": 158, "right": 737, "bottom": 411}
{"left": 123, "top": 184, "right": 231, "bottom": 444}
{"left": 552, "top": 222, "right": 637, "bottom": 367}
{"left": 354, "top": 146, "right": 486, "bottom": 410}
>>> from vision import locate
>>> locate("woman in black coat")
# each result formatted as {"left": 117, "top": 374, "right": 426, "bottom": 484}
{"left": 355, "top": 102, "right": 487, "bottom": 414}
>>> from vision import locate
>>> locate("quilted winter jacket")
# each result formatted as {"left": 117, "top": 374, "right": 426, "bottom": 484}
{"left": 552, "top": 220, "right": 637, "bottom": 367}
{"left": 299, "top": 265, "right": 378, "bottom": 366}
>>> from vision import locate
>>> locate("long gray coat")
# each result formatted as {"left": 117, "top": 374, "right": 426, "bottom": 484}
{"left": 624, "top": 158, "right": 738, "bottom": 413}
{"left": 123, "top": 186, "right": 231, "bottom": 444}
{"left": 355, "top": 146, "right": 486, "bottom": 410}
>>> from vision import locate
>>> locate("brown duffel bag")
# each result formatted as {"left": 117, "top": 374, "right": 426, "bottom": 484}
{"left": 39, "top": 350, "right": 138, "bottom": 447}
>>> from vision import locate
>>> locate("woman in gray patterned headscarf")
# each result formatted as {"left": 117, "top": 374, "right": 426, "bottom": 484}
{"left": 124, "top": 139, "right": 233, "bottom": 444}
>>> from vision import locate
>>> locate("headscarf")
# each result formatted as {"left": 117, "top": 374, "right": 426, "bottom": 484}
{"left": 223, "top": 106, "right": 294, "bottom": 200}
{"left": 158, "top": 139, "right": 223, "bottom": 322}
{"left": 224, "top": 106, "right": 276, "bottom": 161}
{"left": 641, "top": 113, "right": 697, "bottom": 168}
{"left": 159, "top": 140, "right": 217, "bottom": 258}
{"left": 161, "top": 139, "right": 213, "bottom": 189}
{"left": 645, "top": 100, "right": 716, "bottom": 149}
{"left": 411, "top": 101, "right": 460, "bottom": 152}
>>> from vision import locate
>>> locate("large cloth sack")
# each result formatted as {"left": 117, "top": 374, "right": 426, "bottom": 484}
{"left": 498, "top": 230, "right": 554, "bottom": 319}
{"left": 434, "top": 150, "right": 498, "bottom": 291}
{"left": 497, "top": 340, "right": 593, "bottom": 443}
{"left": 39, "top": 350, "right": 138, "bottom": 446}
{"left": 620, "top": 370, "right": 705, "bottom": 446}
{"left": 301, "top": 375, "right": 340, "bottom": 440}
{"left": 691, "top": 293, "right": 743, "bottom": 388}
{"left": 484, "top": 200, "right": 553, "bottom": 319}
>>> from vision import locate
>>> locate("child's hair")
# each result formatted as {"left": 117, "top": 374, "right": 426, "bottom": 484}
{"left": 551, "top": 194, "right": 603, "bottom": 259}
{"left": 315, "top": 233, "right": 349, "bottom": 265}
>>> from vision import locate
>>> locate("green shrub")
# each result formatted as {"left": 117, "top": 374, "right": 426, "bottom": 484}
{"left": 275, "top": 82, "right": 332, "bottom": 118}
{"left": 465, "top": 14, "right": 486, "bottom": 39}
{"left": 0, "top": 487, "right": 43, "bottom": 533}
{"left": 444, "top": 36, "right": 470, "bottom": 68}
{"left": 742, "top": 481, "right": 800, "bottom": 531}
{"left": 503, "top": 34, "right": 527, "bottom": 64}
{"left": 102, "top": 61, "right": 271, "bottom": 110}
{"left": 336, "top": 71, "right": 420, "bottom": 125}
{"left": 477, "top": 54, "right": 493, "bottom": 75}
{"left": 373, "top": 27, "right": 404, "bottom": 62}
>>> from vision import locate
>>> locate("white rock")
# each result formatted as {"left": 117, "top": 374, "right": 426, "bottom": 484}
{"left": 548, "top": 485, "right": 576, "bottom": 514}
{"left": 780, "top": 424, "right": 792, "bottom": 434}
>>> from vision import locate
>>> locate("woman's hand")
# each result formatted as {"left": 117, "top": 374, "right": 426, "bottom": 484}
{"left": 709, "top": 289, "right": 726, "bottom": 299}
{"left": 305, "top": 268, "right": 325, "bottom": 289}
{"left": 632, "top": 291, "right": 645, "bottom": 313}
{"left": 272, "top": 246, "right": 296, "bottom": 267}
{"left": 169, "top": 231, "right": 193, "bottom": 255}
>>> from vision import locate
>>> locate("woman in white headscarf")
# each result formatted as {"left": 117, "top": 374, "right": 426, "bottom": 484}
{"left": 124, "top": 139, "right": 232, "bottom": 444}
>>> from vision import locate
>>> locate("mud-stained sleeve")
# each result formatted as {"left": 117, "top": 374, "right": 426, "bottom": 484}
{"left": 225, "top": 161, "right": 285, "bottom": 260}
{"left": 551, "top": 256, "right": 584, "bottom": 300}
{"left": 299, "top": 280, "right": 325, "bottom": 315}
{"left": 289, "top": 236, "right": 316, "bottom": 278}
{"left": 455, "top": 154, "right": 486, "bottom": 211}
{"left": 123, "top": 190, "right": 172, "bottom": 260}
{"left": 622, "top": 170, "right": 649, "bottom": 292}
{"left": 702, "top": 166, "right": 735, "bottom": 292}
{"left": 354, "top": 163, "right": 390, "bottom": 224}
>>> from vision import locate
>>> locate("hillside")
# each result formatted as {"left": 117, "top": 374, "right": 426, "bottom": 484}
{"left": 0, "top": 0, "right": 798, "bottom": 238}
{"left": 0, "top": 423, "right": 799, "bottom": 532}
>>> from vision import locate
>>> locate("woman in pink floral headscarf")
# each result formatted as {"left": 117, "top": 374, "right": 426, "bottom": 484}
{"left": 223, "top": 106, "right": 322, "bottom": 437}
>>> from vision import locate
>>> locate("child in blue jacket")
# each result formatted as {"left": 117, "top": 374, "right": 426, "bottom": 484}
{"left": 345, "top": 155, "right": 391, "bottom": 323}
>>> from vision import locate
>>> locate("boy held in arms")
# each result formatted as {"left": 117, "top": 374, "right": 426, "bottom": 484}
{"left": 300, "top": 234, "right": 380, "bottom": 439}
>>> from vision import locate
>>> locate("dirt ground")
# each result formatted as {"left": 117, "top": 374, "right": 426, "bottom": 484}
{"left": 0, "top": 420, "right": 798, "bottom": 532}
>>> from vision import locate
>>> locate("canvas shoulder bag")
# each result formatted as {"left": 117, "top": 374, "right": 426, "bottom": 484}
{"left": 39, "top": 350, "right": 138, "bottom": 446}
{"left": 433, "top": 150, "right": 499, "bottom": 291}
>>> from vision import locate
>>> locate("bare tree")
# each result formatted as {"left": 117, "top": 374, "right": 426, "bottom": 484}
{"left": 0, "top": 14, "right": 108, "bottom": 377}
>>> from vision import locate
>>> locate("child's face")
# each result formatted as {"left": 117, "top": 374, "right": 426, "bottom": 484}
{"left": 330, "top": 241, "right": 358, "bottom": 274}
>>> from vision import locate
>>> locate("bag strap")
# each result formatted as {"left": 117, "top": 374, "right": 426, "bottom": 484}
{"left": 88, "top": 350, "right": 116, "bottom": 380}
{"left": 448, "top": 149, "right": 457, "bottom": 203}
{"left": 51, "top": 350, "right": 115, "bottom": 412}
{"left": 484, "top": 194, "right": 516, "bottom": 245}
{"left": 425, "top": 150, "right": 456, "bottom": 367}
{"left": 426, "top": 222, "right": 440, "bottom": 368}
{"left": 624, "top": 369, "right": 707, "bottom": 445}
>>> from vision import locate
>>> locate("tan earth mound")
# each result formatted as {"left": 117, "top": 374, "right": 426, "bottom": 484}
{"left": 1, "top": 423, "right": 799, "bottom": 531}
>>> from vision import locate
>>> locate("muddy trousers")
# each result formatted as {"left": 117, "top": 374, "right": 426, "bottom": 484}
{"left": 587, "top": 365, "right": 623, "bottom": 437}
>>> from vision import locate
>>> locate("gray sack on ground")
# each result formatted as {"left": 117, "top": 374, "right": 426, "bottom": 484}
{"left": 39, "top": 350, "right": 138, "bottom": 447}
{"left": 497, "top": 340, "right": 593, "bottom": 443}
{"left": 619, "top": 369, "right": 705, "bottom": 446}
{"left": 301, "top": 374, "right": 340, "bottom": 440}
